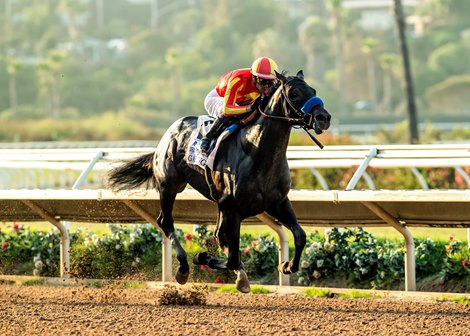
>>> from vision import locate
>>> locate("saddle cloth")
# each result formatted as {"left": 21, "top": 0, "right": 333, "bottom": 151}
{"left": 186, "top": 116, "right": 239, "bottom": 170}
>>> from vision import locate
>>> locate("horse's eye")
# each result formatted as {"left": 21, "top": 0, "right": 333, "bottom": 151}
{"left": 289, "top": 90, "right": 299, "bottom": 100}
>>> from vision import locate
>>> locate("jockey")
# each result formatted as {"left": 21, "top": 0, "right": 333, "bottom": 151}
{"left": 200, "top": 56, "right": 279, "bottom": 155}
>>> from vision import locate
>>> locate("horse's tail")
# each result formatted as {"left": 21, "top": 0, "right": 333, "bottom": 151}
{"left": 106, "top": 152, "right": 156, "bottom": 191}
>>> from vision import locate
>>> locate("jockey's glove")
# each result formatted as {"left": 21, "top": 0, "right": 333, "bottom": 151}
{"left": 247, "top": 97, "right": 262, "bottom": 113}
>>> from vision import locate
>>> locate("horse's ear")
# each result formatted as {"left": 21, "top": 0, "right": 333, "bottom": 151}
{"left": 275, "top": 70, "right": 288, "bottom": 83}
{"left": 296, "top": 70, "right": 304, "bottom": 80}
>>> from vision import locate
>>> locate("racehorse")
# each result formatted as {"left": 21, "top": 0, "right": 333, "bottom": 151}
{"left": 107, "top": 70, "right": 331, "bottom": 292}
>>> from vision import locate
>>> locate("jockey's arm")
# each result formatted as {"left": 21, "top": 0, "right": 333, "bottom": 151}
{"left": 223, "top": 78, "right": 251, "bottom": 117}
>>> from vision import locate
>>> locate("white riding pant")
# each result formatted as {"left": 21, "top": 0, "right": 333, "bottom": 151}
{"left": 204, "top": 89, "right": 224, "bottom": 118}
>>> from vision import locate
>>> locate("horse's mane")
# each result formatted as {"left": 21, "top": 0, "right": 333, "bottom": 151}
{"left": 258, "top": 70, "right": 289, "bottom": 110}
{"left": 272, "top": 70, "right": 289, "bottom": 92}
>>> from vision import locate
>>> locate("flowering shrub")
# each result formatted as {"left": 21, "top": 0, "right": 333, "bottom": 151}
{"left": 297, "top": 228, "right": 463, "bottom": 290}
{"left": 440, "top": 237, "right": 470, "bottom": 283}
{"left": 0, "top": 224, "right": 60, "bottom": 276}
{"left": 240, "top": 234, "right": 278, "bottom": 278}
{"left": 0, "top": 224, "right": 469, "bottom": 291}
{"left": 374, "top": 241, "right": 404, "bottom": 288}
{"left": 74, "top": 224, "right": 164, "bottom": 279}
{"left": 414, "top": 238, "right": 446, "bottom": 277}
{"left": 297, "top": 228, "right": 378, "bottom": 286}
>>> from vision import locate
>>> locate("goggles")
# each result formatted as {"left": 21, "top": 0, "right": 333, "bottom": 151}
{"left": 255, "top": 77, "right": 274, "bottom": 86}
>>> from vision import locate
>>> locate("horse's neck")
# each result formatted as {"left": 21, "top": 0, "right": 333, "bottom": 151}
{"left": 242, "top": 115, "right": 291, "bottom": 165}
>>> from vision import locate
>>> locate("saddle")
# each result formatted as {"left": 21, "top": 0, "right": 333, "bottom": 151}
{"left": 186, "top": 110, "right": 258, "bottom": 171}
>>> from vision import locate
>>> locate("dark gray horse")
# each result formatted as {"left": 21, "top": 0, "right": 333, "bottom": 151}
{"left": 107, "top": 70, "right": 331, "bottom": 292}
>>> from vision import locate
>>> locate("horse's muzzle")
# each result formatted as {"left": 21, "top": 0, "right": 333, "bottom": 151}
{"left": 313, "top": 110, "right": 331, "bottom": 134}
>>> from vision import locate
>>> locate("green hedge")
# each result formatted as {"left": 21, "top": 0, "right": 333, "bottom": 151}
{"left": 1, "top": 224, "right": 469, "bottom": 290}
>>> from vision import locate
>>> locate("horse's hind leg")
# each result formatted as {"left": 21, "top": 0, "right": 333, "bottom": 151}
{"left": 157, "top": 188, "right": 189, "bottom": 285}
{"left": 193, "top": 211, "right": 228, "bottom": 269}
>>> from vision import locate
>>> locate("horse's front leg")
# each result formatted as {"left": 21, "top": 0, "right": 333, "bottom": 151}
{"left": 214, "top": 210, "right": 228, "bottom": 250}
{"left": 221, "top": 208, "right": 250, "bottom": 293}
{"left": 266, "top": 197, "right": 306, "bottom": 274}
{"left": 157, "top": 189, "right": 189, "bottom": 285}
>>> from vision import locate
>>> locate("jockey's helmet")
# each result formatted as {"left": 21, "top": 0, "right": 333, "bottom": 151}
{"left": 251, "top": 57, "right": 278, "bottom": 80}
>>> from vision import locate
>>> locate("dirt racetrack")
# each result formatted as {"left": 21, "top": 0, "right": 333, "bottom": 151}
{"left": 1, "top": 284, "right": 469, "bottom": 336}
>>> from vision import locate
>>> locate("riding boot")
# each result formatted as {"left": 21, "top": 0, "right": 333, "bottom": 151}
{"left": 200, "top": 116, "right": 231, "bottom": 155}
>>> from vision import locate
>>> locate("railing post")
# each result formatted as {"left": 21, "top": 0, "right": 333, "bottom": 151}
{"left": 454, "top": 167, "right": 470, "bottom": 248}
{"left": 346, "top": 147, "right": 377, "bottom": 190}
{"left": 256, "top": 212, "right": 290, "bottom": 286}
{"left": 121, "top": 199, "right": 172, "bottom": 283}
{"left": 21, "top": 200, "right": 70, "bottom": 278}
{"left": 362, "top": 201, "right": 416, "bottom": 291}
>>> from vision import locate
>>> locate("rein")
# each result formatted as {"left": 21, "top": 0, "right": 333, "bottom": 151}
{"left": 259, "top": 109, "right": 304, "bottom": 125}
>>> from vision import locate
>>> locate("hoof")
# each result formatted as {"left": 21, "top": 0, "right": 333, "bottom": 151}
{"left": 278, "top": 261, "right": 292, "bottom": 275}
{"left": 235, "top": 269, "right": 250, "bottom": 293}
{"left": 175, "top": 270, "right": 189, "bottom": 285}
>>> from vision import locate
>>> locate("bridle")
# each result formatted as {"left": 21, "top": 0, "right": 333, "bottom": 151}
{"left": 259, "top": 78, "right": 323, "bottom": 127}
{"left": 258, "top": 77, "right": 326, "bottom": 149}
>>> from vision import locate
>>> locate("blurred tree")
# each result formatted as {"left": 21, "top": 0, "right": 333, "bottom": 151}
{"left": 378, "top": 53, "right": 400, "bottom": 115}
{"left": 326, "top": 0, "right": 346, "bottom": 114}
{"left": 36, "top": 50, "right": 67, "bottom": 119}
{"left": 425, "top": 75, "right": 470, "bottom": 115}
{"left": 0, "top": 0, "right": 468, "bottom": 141}
{"left": 126, "top": 30, "right": 171, "bottom": 70}
{"left": 61, "top": 64, "right": 130, "bottom": 116}
{"left": 416, "top": 0, "right": 469, "bottom": 30}
{"left": 165, "top": 47, "right": 182, "bottom": 116}
{"left": 1, "top": 0, "right": 12, "bottom": 53}
{"left": 229, "top": 0, "right": 278, "bottom": 37}
{"left": 298, "top": 16, "right": 330, "bottom": 82}
{"left": 428, "top": 42, "right": 469, "bottom": 78}
{"left": 251, "top": 29, "right": 291, "bottom": 68}
{"left": 57, "top": 0, "right": 87, "bottom": 48}
{"left": 362, "top": 37, "right": 379, "bottom": 115}
{"left": 4, "top": 56, "right": 21, "bottom": 119}
{"left": 200, "top": 0, "right": 229, "bottom": 26}
{"left": 12, "top": 0, "right": 62, "bottom": 56}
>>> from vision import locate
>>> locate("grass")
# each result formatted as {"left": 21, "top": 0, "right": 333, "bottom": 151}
{"left": 452, "top": 297, "right": 470, "bottom": 305}
{"left": 338, "top": 290, "right": 377, "bottom": 299}
{"left": 21, "top": 278, "right": 46, "bottom": 286}
{"left": 250, "top": 285, "right": 270, "bottom": 294}
{"left": 214, "top": 285, "right": 270, "bottom": 294}
{"left": 304, "top": 287, "right": 331, "bottom": 298}
{"left": 304, "top": 288, "right": 380, "bottom": 299}
{"left": 437, "top": 296, "right": 470, "bottom": 305}
{"left": 215, "top": 285, "right": 239, "bottom": 293}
